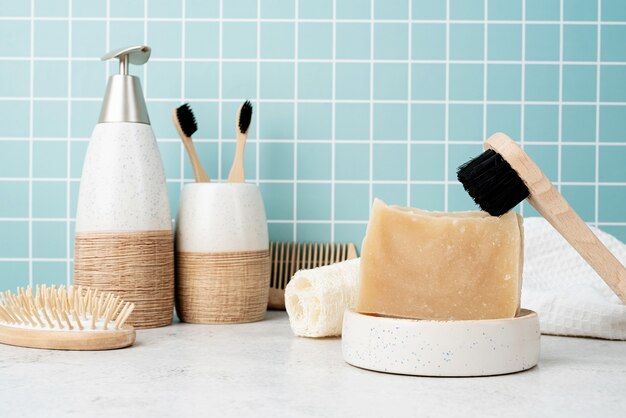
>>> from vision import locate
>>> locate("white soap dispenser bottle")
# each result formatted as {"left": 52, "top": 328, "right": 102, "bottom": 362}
{"left": 74, "top": 46, "right": 173, "bottom": 329}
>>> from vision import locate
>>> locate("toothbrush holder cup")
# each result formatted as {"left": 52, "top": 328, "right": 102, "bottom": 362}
{"left": 175, "top": 183, "right": 271, "bottom": 324}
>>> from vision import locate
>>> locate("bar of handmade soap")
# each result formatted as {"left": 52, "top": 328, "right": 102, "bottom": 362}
{"left": 357, "top": 199, "right": 523, "bottom": 320}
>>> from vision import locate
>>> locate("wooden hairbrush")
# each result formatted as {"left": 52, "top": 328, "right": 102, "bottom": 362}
{"left": 0, "top": 285, "right": 136, "bottom": 350}
{"left": 458, "top": 132, "right": 626, "bottom": 304}
{"left": 268, "top": 241, "right": 358, "bottom": 310}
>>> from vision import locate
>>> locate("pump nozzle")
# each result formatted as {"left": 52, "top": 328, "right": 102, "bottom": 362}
{"left": 101, "top": 45, "right": 151, "bottom": 75}
{"left": 98, "top": 45, "right": 151, "bottom": 124}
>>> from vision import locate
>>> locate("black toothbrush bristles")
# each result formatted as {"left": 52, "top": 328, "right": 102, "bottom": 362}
{"left": 176, "top": 103, "right": 198, "bottom": 137}
{"left": 457, "top": 149, "right": 530, "bottom": 216}
{"left": 238, "top": 100, "right": 253, "bottom": 134}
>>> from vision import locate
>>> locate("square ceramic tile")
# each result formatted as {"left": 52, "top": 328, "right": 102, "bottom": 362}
{"left": 411, "top": 104, "right": 445, "bottom": 141}
{"left": 449, "top": 104, "right": 483, "bottom": 141}
{"left": 525, "top": 105, "right": 559, "bottom": 142}
{"left": 450, "top": 24, "right": 484, "bottom": 60}
{"left": 335, "top": 143, "right": 370, "bottom": 180}
{"left": 297, "top": 183, "right": 331, "bottom": 220}
{"left": 261, "top": 22, "right": 295, "bottom": 59}
{"left": 298, "top": 23, "right": 333, "bottom": 60}
{"left": 260, "top": 62, "right": 294, "bottom": 99}
{"left": 411, "top": 143, "right": 445, "bottom": 181}
{"left": 297, "top": 143, "right": 332, "bottom": 180}
{"left": 260, "top": 182, "right": 294, "bottom": 220}
{"left": 298, "top": 63, "right": 332, "bottom": 100}
{"left": 374, "top": 63, "right": 408, "bottom": 100}
{"left": 373, "top": 103, "right": 407, "bottom": 140}
{"left": 298, "top": 102, "right": 332, "bottom": 140}
{"left": 374, "top": 23, "right": 408, "bottom": 60}
{"left": 525, "top": 25, "right": 560, "bottom": 61}
{"left": 412, "top": 24, "right": 445, "bottom": 60}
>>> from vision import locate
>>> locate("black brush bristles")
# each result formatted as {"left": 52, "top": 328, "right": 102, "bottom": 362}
{"left": 457, "top": 149, "right": 530, "bottom": 216}
{"left": 176, "top": 103, "right": 197, "bottom": 137}
{"left": 238, "top": 100, "right": 253, "bottom": 134}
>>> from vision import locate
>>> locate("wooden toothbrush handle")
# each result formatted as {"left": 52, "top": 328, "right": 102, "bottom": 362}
{"left": 228, "top": 131, "right": 247, "bottom": 183}
{"left": 528, "top": 182, "right": 626, "bottom": 303}
{"left": 182, "top": 139, "right": 210, "bottom": 183}
{"left": 487, "top": 132, "right": 626, "bottom": 304}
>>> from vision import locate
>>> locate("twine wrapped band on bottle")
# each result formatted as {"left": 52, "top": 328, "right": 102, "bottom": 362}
{"left": 74, "top": 230, "right": 174, "bottom": 329}
{"left": 175, "top": 250, "right": 270, "bottom": 324}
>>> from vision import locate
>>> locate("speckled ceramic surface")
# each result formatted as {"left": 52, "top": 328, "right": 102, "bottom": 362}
{"left": 76, "top": 123, "right": 172, "bottom": 232}
{"left": 175, "top": 183, "right": 268, "bottom": 253}
{"left": 342, "top": 309, "right": 540, "bottom": 377}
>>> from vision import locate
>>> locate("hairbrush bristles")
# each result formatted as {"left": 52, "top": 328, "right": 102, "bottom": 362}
{"left": 238, "top": 100, "right": 253, "bottom": 134}
{"left": 176, "top": 103, "right": 198, "bottom": 138}
{"left": 0, "top": 285, "right": 134, "bottom": 331}
{"left": 457, "top": 149, "right": 530, "bottom": 216}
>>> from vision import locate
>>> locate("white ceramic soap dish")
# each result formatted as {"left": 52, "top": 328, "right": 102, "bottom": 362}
{"left": 342, "top": 309, "right": 540, "bottom": 377}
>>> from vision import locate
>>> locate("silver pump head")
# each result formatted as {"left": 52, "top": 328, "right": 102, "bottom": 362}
{"left": 98, "top": 45, "right": 151, "bottom": 124}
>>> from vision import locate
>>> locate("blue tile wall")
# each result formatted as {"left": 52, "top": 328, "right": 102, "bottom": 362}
{"left": 0, "top": 0, "right": 625, "bottom": 290}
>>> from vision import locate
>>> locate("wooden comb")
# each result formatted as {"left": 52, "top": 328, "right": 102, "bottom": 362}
{"left": 268, "top": 242, "right": 358, "bottom": 310}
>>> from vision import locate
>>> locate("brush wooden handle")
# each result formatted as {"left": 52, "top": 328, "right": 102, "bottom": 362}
{"left": 172, "top": 109, "right": 210, "bottom": 183}
{"left": 228, "top": 131, "right": 247, "bottom": 183}
{"left": 486, "top": 133, "right": 626, "bottom": 304}
{"left": 0, "top": 324, "right": 135, "bottom": 351}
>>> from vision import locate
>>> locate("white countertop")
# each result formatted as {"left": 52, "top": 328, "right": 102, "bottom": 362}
{"left": 1, "top": 311, "right": 625, "bottom": 418}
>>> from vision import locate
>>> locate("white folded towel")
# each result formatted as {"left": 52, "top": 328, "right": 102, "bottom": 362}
{"left": 522, "top": 217, "right": 626, "bottom": 340}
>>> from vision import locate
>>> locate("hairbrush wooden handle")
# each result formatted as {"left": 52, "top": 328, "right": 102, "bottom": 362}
{"left": 486, "top": 133, "right": 626, "bottom": 304}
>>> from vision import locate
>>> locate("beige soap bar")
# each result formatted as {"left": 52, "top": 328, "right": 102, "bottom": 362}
{"left": 357, "top": 199, "right": 523, "bottom": 321}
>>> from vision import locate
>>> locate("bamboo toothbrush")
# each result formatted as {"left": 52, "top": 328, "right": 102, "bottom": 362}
{"left": 457, "top": 132, "right": 626, "bottom": 304}
{"left": 0, "top": 285, "right": 136, "bottom": 350}
{"left": 268, "top": 241, "right": 358, "bottom": 309}
{"left": 173, "top": 103, "right": 210, "bottom": 182}
{"left": 228, "top": 100, "right": 253, "bottom": 183}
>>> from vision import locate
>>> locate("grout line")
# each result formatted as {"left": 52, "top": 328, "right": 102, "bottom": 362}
{"left": 218, "top": 0, "right": 224, "bottom": 181}
{"left": 143, "top": 0, "right": 148, "bottom": 94}
{"left": 292, "top": 0, "right": 299, "bottom": 241}
{"left": 5, "top": 55, "right": 626, "bottom": 66}
{"left": 0, "top": 178, "right": 626, "bottom": 188}
{"left": 4, "top": 179, "right": 626, "bottom": 186}
{"left": 3, "top": 137, "right": 626, "bottom": 146}
{"left": 180, "top": 0, "right": 186, "bottom": 191}
{"left": 595, "top": 1, "right": 602, "bottom": 227}
{"left": 254, "top": 4, "right": 260, "bottom": 186}
{"left": 406, "top": 0, "right": 412, "bottom": 207}
{"left": 368, "top": 0, "right": 374, "bottom": 217}
{"left": 1, "top": 16, "right": 625, "bottom": 24}
{"left": 66, "top": 0, "right": 73, "bottom": 285}
{"left": 330, "top": 0, "right": 335, "bottom": 241}
{"left": 3, "top": 96, "right": 626, "bottom": 106}
{"left": 444, "top": 0, "right": 450, "bottom": 211}
{"left": 482, "top": 0, "right": 488, "bottom": 192}
{"left": 28, "top": 0, "right": 34, "bottom": 286}
{"left": 519, "top": 0, "right": 526, "bottom": 216}
{"left": 105, "top": 0, "right": 110, "bottom": 78}
{"left": 557, "top": 0, "right": 563, "bottom": 192}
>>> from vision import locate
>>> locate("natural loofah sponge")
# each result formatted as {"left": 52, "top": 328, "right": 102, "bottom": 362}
{"left": 285, "top": 258, "right": 360, "bottom": 338}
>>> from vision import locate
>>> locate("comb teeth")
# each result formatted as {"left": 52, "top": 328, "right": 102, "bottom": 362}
{"left": 176, "top": 103, "right": 198, "bottom": 138}
{"left": 0, "top": 285, "right": 134, "bottom": 331}
{"left": 269, "top": 242, "right": 357, "bottom": 291}
{"left": 238, "top": 100, "right": 253, "bottom": 134}
{"left": 457, "top": 149, "right": 530, "bottom": 216}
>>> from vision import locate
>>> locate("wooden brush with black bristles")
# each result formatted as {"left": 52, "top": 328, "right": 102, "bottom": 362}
{"left": 268, "top": 241, "right": 358, "bottom": 309}
{"left": 228, "top": 100, "right": 253, "bottom": 183}
{"left": 173, "top": 103, "right": 210, "bottom": 182}
{"left": 457, "top": 132, "right": 626, "bottom": 304}
{"left": 0, "top": 285, "right": 136, "bottom": 350}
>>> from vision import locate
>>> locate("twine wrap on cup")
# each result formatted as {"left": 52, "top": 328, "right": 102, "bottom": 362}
{"left": 175, "top": 183, "right": 270, "bottom": 324}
